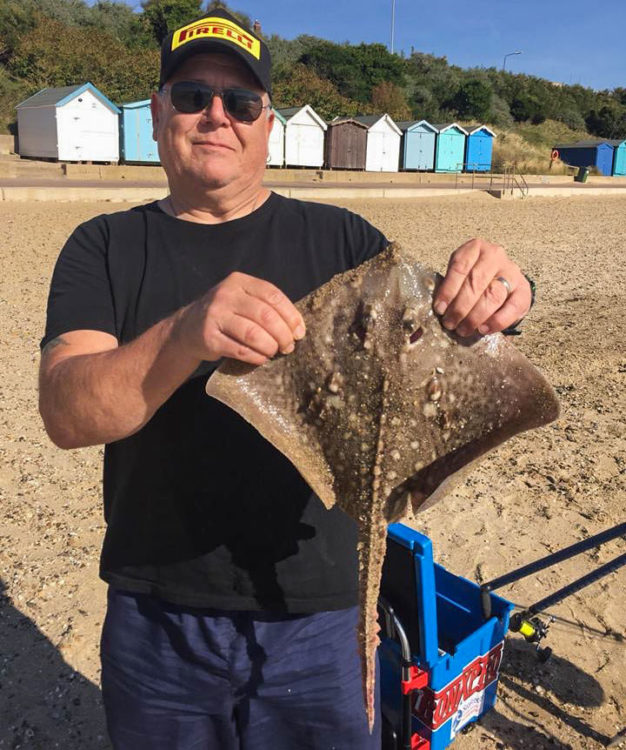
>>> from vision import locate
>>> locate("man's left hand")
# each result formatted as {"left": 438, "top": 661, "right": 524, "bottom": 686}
{"left": 433, "top": 238, "right": 532, "bottom": 337}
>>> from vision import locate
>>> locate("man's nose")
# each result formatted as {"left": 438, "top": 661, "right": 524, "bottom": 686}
{"left": 200, "top": 92, "right": 229, "bottom": 125}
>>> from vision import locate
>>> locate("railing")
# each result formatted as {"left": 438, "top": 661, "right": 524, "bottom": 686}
{"left": 496, "top": 164, "right": 529, "bottom": 198}
{"left": 454, "top": 163, "right": 492, "bottom": 190}
{"left": 453, "top": 163, "right": 529, "bottom": 198}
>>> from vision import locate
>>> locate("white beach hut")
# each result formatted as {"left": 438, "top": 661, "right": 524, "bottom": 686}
{"left": 268, "top": 108, "right": 286, "bottom": 167}
{"left": 277, "top": 105, "right": 327, "bottom": 168}
{"left": 354, "top": 114, "right": 402, "bottom": 172}
{"left": 16, "top": 82, "right": 120, "bottom": 163}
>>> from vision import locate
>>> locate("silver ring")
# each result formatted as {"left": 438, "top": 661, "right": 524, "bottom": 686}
{"left": 494, "top": 276, "right": 512, "bottom": 296}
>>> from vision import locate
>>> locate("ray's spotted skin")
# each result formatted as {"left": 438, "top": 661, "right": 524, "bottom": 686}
{"left": 206, "top": 242, "right": 560, "bottom": 732}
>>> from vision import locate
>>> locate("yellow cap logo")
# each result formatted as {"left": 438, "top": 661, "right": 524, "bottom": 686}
{"left": 172, "top": 16, "right": 261, "bottom": 59}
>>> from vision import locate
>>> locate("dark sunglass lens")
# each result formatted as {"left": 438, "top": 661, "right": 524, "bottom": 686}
{"left": 224, "top": 89, "right": 263, "bottom": 122}
{"left": 171, "top": 83, "right": 212, "bottom": 113}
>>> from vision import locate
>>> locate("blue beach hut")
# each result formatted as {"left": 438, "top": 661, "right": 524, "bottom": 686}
{"left": 607, "top": 139, "right": 626, "bottom": 176}
{"left": 464, "top": 125, "right": 496, "bottom": 172}
{"left": 120, "top": 100, "right": 159, "bottom": 164}
{"left": 397, "top": 120, "right": 437, "bottom": 171}
{"left": 553, "top": 141, "right": 614, "bottom": 176}
{"left": 432, "top": 123, "right": 468, "bottom": 173}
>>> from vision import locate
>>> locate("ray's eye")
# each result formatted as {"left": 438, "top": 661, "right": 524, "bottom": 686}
{"left": 402, "top": 304, "right": 423, "bottom": 347}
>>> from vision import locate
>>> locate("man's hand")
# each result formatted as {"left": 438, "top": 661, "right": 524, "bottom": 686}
{"left": 174, "top": 272, "right": 306, "bottom": 366}
{"left": 433, "top": 238, "right": 532, "bottom": 337}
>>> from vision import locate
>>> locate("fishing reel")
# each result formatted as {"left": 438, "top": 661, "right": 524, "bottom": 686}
{"left": 509, "top": 612, "right": 554, "bottom": 662}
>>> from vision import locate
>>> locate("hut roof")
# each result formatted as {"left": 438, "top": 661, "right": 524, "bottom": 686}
{"left": 276, "top": 105, "right": 326, "bottom": 129}
{"left": 465, "top": 124, "right": 496, "bottom": 137}
{"left": 17, "top": 82, "right": 120, "bottom": 113}
{"left": 432, "top": 123, "right": 468, "bottom": 135}
{"left": 328, "top": 117, "right": 368, "bottom": 128}
{"left": 395, "top": 119, "right": 438, "bottom": 133}
{"left": 276, "top": 106, "right": 302, "bottom": 119}
{"left": 354, "top": 114, "right": 401, "bottom": 135}
{"left": 121, "top": 99, "right": 151, "bottom": 109}
{"left": 553, "top": 140, "right": 611, "bottom": 149}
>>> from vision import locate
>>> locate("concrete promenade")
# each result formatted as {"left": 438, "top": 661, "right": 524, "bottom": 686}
{"left": 1, "top": 155, "right": 626, "bottom": 201}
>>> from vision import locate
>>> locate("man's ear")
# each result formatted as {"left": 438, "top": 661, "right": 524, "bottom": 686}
{"left": 150, "top": 92, "right": 161, "bottom": 141}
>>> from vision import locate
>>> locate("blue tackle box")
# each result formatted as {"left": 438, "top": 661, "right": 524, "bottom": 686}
{"left": 379, "top": 523, "right": 514, "bottom": 750}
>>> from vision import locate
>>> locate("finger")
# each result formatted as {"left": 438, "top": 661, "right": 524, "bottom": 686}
{"left": 239, "top": 274, "right": 306, "bottom": 339}
{"left": 477, "top": 285, "right": 531, "bottom": 334}
{"left": 232, "top": 295, "right": 298, "bottom": 355}
{"left": 218, "top": 313, "right": 283, "bottom": 360}
{"left": 210, "top": 329, "right": 269, "bottom": 366}
{"left": 433, "top": 239, "right": 482, "bottom": 316}
{"left": 455, "top": 277, "right": 510, "bottom": 337}
{"left": 441, "top": 245, "right": 506, "bottom": 330}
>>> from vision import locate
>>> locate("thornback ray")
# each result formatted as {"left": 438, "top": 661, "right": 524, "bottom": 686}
{"left": 206, "top": 242, "right": 560, "bottom": 731}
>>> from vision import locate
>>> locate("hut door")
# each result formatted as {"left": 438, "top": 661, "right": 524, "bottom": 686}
{"left": 344, "top": 127, "right": 360, "bottom": 169}
{"left": 344, "top": 128, "right": 354, "bottom": 169}
{"left": 367, "top": 130, "right": 384, "bottom": 171}
{"left": 295, "top": 123, "right": 319, "bottom": 166}
{"left": 73, "top": 101, "right": 114, "bottom": 161}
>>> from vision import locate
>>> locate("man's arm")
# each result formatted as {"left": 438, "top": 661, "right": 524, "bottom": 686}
{"left": 39, "top": 273, "right": 306, "bottom": 449}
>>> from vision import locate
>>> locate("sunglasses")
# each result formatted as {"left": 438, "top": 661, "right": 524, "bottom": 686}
{"left": 165, "top": 81, "right": 269, "bottom": 123}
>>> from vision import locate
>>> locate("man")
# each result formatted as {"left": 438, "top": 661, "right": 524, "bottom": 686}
{"left": 39, "top": 10, "right": 532, "bottom": 749}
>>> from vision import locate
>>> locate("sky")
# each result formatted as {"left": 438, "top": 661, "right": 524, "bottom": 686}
{"left": 116, "top": 0, "right": 625, "bottom": 91}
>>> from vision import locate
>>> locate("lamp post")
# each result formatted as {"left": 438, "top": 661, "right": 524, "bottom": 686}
{"left": 503, "top": 50, "right": 522, "bottom": 71}
{"left": 390, "top": 0, "right": 396, "bottom": 53}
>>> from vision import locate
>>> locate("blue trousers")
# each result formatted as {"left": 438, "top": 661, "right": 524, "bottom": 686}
{"left": 101, "top": 588, "right": 381, "bottom": 749}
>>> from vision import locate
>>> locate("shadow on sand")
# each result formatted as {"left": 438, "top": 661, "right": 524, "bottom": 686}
{"left": 0, "top": 578, "right": 109, "bottom": 749}
{"left": 473, "top": 636, "right": 610, "bottom": 749}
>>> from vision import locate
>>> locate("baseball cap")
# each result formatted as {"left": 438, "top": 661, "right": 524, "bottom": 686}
{"left": 159, "top": 9, "right": 272, "bottom": 96}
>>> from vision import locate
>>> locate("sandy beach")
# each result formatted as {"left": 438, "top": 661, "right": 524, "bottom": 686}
{"left": 1, "top": 193, "right": 624, "bottom": 749}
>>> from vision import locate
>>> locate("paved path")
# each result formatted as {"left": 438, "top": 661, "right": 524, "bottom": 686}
{"left": 2, "top": 177, "right": 626, "bottom": 201}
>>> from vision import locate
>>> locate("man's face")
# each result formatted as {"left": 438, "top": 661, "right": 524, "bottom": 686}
{"left": 151, "top": 52, "right": 274, "bottom": 193}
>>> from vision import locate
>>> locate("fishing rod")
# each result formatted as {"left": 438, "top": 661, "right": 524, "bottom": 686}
{"left": 480, "top": 522, "right": 626, "bottom": 659}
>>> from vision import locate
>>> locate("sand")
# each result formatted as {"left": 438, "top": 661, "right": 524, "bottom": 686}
{"left": 0, "top": 193, "right": 624, "bottom": 749}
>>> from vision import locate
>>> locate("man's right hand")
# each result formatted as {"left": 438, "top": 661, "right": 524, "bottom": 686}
{"left": 174, "top": 272, "right": 306, "bottom": 366}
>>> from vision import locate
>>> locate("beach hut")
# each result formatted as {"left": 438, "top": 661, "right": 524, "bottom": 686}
{"left": 120, "top": 100, "right": 159, "bottom": 164}
{"left": 277, "top": 105, "right": 327, "bottom": 168}
{"left": 433, "top": 123, "right": 468, "bottom": 173}
{"left": 397, "top": 119, "right": 437, "bottom": 171}
{"left": 354, "top": 114, "right": 402, "bottom": 172}
{"left": 553, "top": 141, "right": 615, "bottom": 177}
{"left": 16, "top": 83, "right": 120, "bottom": 162}
{"left": 268, "top": 109, "right": 286, "bottom": 167}
{"left": 324, "top": 118, "right": 367, "bottom": 170}
{"left": 607, "top": 139, "right": 626, "bottom": 176}
{"left": 464, "top": 125, "right": 496, "bottom": 172}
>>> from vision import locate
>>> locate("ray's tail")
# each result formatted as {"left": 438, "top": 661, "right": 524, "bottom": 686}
{"left": 356, "top": 515, "right": 388, "bottom": 733}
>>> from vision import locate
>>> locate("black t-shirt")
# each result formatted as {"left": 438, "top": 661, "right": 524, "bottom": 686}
{"left": 42, "top": 192, "right": 388, "bottom": 613}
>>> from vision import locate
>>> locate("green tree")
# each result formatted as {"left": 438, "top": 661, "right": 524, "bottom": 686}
{"left": 449, "top": 78, "right": 492, "bottom": 120}
{"left": 300, "top": 41, "right": 405, "bottom": 103}
{"left": 273, "top": 63, "right": 358, "bottom": 120}
{"left": 370, "top": 81, "right": 411, "bottom": 121}
{"left": 267, "top": 33, "right": 325, "bottom": 72}
{"left": 141, "top": 0, "right": 202, "bottom": 45}
{"left": 511, "top": 94, "right": 545, "bottom": 123}
{"left": 10, "top": 15, "right": 159, "bottom": 102}
{"left": 586, "top": 105, "right": 626, "bottom": 138}
{"left": 88, "top": 1, "right": 149, "bottom": 48}
{"left": 489, "top": 94, "right": 513, "bottom": 127}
